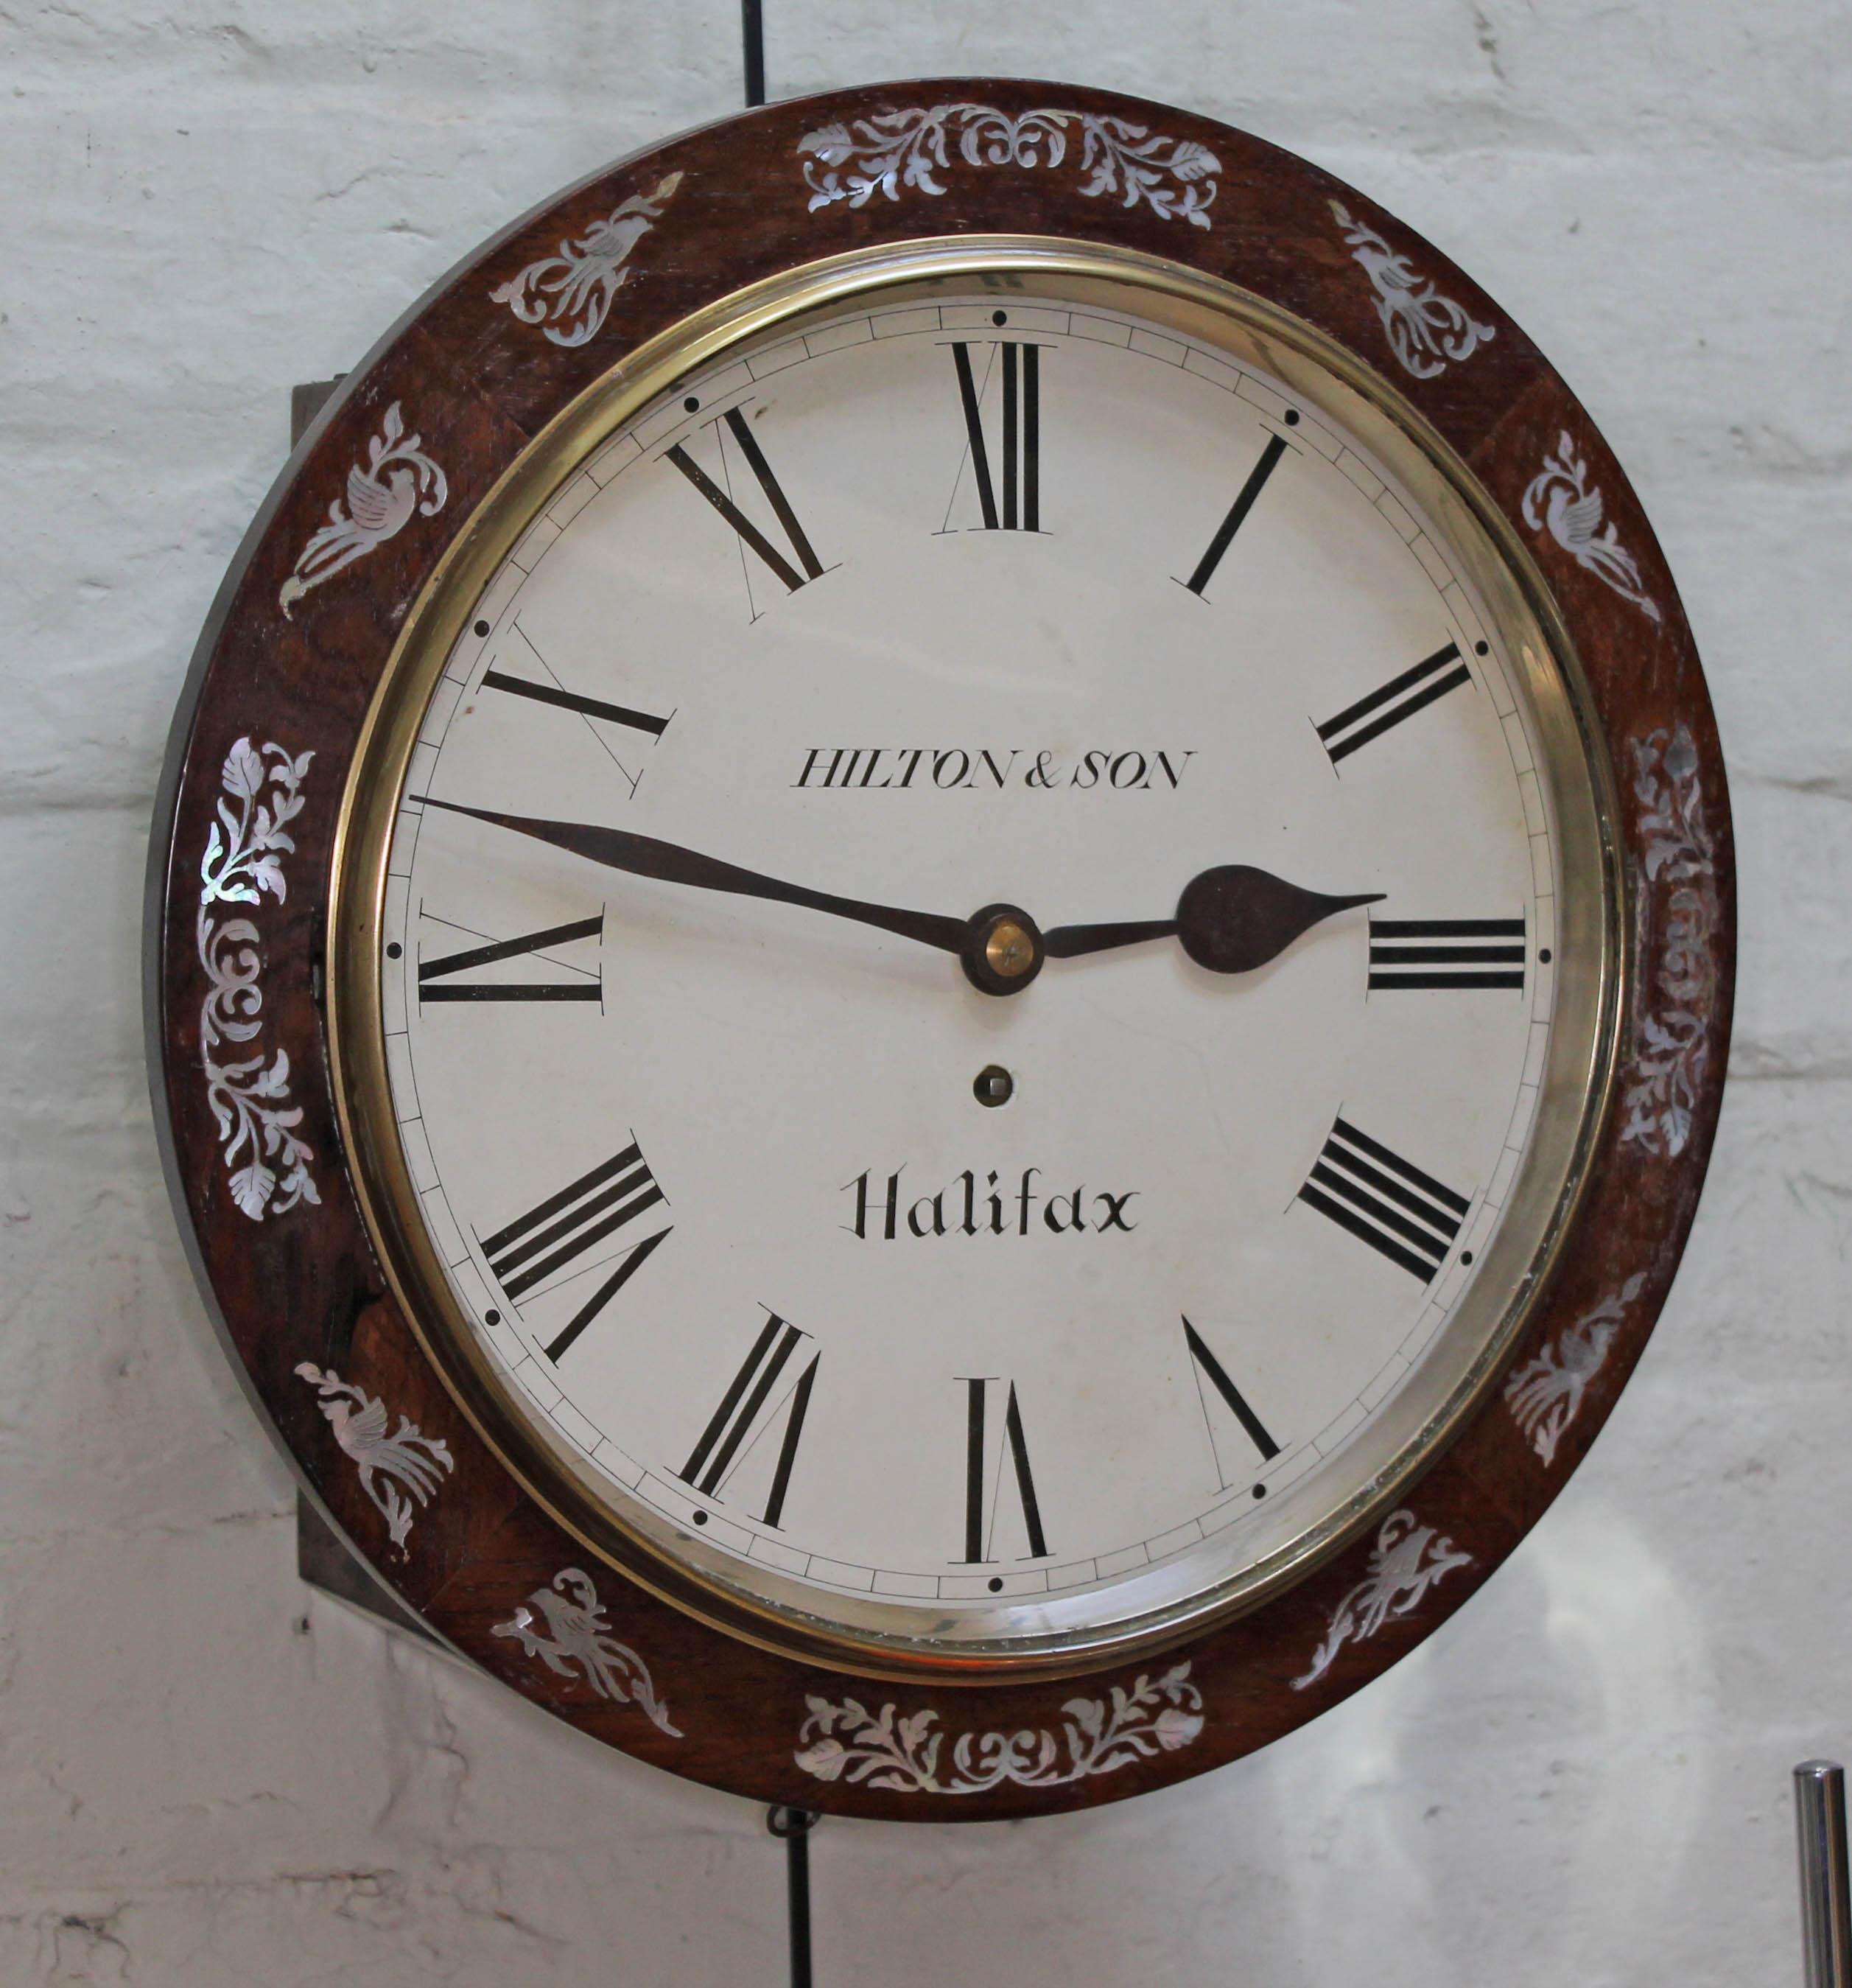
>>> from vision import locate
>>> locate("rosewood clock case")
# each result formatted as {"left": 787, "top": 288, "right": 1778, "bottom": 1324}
{"left": 145, "top": 80, "right": 1732, "bottom": 1819}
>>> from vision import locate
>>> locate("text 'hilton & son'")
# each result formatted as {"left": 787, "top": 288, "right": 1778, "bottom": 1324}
{"left": 795, "top": 748, "right": 1196, "bottom": 791}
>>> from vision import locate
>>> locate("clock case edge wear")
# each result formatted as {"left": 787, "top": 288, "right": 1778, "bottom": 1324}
{"left": 144, "top": 79, "right": 1734, "bottom": 1820}
{"left": 325, "top": 237, "right": 1627, "bottom": 1681}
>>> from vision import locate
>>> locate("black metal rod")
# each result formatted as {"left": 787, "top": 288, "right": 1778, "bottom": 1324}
{"left": 1797, "top": 1761, "right": 1852, "bottom": 1987}
{"left": 742, "top": 0, "right": 765, "bottom": 107}
{"left": 768, "top": 1807, "right": 817, "bottom": 1987}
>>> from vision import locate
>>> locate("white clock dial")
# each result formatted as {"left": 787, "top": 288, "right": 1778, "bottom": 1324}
{"left": 357, "top": 274, "right": 1605, "bottom": 1665}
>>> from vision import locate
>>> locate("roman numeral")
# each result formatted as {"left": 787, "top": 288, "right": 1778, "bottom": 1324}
{"left": 1369, "top": 916, "right": 1526, "bottom": 990}
{"left": 543, "top": 1228, "right": 670, "bottom": 1363}
{"left": 1298, "top": 1119, "right": 1470, "bottom": 1282}
{"left": 960, "top": 1377, "right": 1049, "bottom": 1561}
{"left": 678, "top": 1314, "right": 819, "bottom": 1529}
{"left": 481, "top": 1140, "right": 667, "bottom": 1302}
{"left": 482, "top": 670, "right": 670, "bottom": 738}
{"left": 475, "top": 626, "right": 667, "bottom": 801}
{"left": 1182, "top": 1317, "right": 1281, "bottom": 1472}
{"left": 418, "top": 914, "right": 603, "bottom": 1004}
{"left": 950, "top": 342, "right": 1040, "bottom": 531}
{"left": 1182, "top": 433, "right": 1289, "bottom": 597}
{"left": 1316, "top": 641, "right": 1472, "bottom": 763}
{"left": 666, "top": 409, "right": 824, "bottom": 593}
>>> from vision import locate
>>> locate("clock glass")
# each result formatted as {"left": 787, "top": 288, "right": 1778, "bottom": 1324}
{"left": 330, "top": 248, "right": 1617, "bottom": 1678}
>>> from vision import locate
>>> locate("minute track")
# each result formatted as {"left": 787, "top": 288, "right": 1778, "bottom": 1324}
{"left": 373, "top": 280, "right": 1586, "bottom": 1662}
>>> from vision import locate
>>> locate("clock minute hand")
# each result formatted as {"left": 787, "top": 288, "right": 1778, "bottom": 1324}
{"left": 414, "top": 797, "right": 972, "bottom": 956}
{"left": 1042, "top": 864, "right": 1383, "bottom": 974}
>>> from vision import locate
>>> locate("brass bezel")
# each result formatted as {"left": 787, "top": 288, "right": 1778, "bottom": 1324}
{"left": 329, "top": 236, "right": 1626, "bottom": 1684}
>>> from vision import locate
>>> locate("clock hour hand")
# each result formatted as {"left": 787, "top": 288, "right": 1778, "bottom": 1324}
{"left": 1042, "top": 865, "right": 1383, "bottom": 975}
{"left": 415, "top": 797, "right": 972, "bottom": 956}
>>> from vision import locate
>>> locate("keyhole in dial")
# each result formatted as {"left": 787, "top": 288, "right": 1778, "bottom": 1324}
{"left": 974, "top": 1065, "right": 1014, "bottom": 1107}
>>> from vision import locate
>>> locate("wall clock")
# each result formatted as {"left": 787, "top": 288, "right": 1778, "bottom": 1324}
{"left": 146, "top": 81, "right": 1732, "bottom": 1819}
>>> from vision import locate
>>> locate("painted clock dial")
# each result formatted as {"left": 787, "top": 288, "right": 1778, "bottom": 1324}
{"left": 151, "top": 81, "right": 1731, "bottom": 1816}
{"left": 342, "top": 271, "right": 1609, "bottom": 1671}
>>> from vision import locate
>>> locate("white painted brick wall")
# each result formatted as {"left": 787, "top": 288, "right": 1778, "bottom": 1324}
{"left": 1, "top": 2, "right": 1843, "bottom": 1980}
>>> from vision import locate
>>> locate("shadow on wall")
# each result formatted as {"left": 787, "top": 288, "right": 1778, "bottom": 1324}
{"left": 1262, "top": 1494, "right": 1711, "bottom": 1987}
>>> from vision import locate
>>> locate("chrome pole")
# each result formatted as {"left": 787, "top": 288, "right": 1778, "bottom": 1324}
{"left": 1795, "top": 1760, "right": 1852, "bottom": 1988}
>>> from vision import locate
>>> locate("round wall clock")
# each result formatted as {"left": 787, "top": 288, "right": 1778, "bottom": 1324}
{"left": 147, "top": 82, "right": 1733, "bottom": 1819}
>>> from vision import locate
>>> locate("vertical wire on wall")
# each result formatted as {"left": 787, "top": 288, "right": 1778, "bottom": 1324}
{"left": 737, "top": 17, "right": 821, "bottom": 1981}
{"left": 768, "top": 1806, "right": 818, "bottom": 1987}
{"left": 743, "top": 0, "right": 766, "bottom": 106}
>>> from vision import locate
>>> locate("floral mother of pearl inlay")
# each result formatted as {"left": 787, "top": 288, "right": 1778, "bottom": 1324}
{"left": 493, "top": 1567, "right": 681, "bottom": 1737}
{"left": 295, "top": 1364, "right": 454, "bottom": 1550}
{"left": 1621, "top": 724, "right": 1717, "bottom": 1158}
{"left": 799, "top": 106, "right": 1220, "bottom": 227}
{"left": 278, "top": 402, "right": 447, "bottom": 618}
{"left": 198, "top": 738, "right": 318, "bottom": 1220}
{"left": 490, "top": 173, "right": 685, "bottom": 349}
{"left": 1506, "top": 1273, "right": 1645, "bottom": 1466}
{"left": 1327, "top": 201, "right": 1496, "bottom": 379}
{"left": 1292, "top": 1509, "right": 1472, "bottom": 1689}
{"left": 1521, "top": 432, "right": 1662, "bottom": 624}
{"left": 794, "top": 1663, "right": 1203, "bottom": 1794}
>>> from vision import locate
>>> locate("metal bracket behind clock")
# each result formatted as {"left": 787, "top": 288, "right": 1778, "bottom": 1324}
{"left": 295, "top": 1490, "right": 449, "bottom": 1651}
